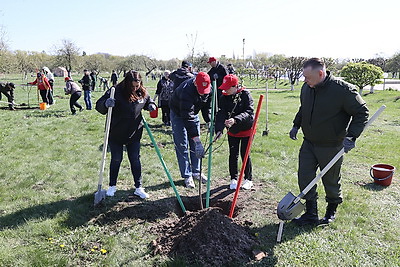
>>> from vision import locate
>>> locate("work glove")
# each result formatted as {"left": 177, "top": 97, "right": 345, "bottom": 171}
{"left": 214, "top": 131, "right": 222, "bottom": 142}
{"left": 343, "top": 137, "right": 356, "bottom": 153}
{"left": 192, "top": 136, "right": 205, "bottom": 159}
{"left": 105, "top": 98, "right": 115, "bottom": 108}
{"left": 289, "top": 127, "right": 299, "bottom": 140}
{"left": 225, "top": 118, "right": 235, "bottom": 128}
{"left": 148, "top": 103, "right": 157, "bottom": 112}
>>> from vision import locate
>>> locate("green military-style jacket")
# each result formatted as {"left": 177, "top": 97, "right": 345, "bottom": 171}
{"left": 293, "top": 71, "right": 369, "bottom": 146}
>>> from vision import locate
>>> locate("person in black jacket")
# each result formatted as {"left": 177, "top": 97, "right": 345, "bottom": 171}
{"left": 289, "top": 58, "right": 369, "bottom": 226}
{"left": 95, "top": 70, "right": 156, "bottom": 199}
{"left": 0, "top": 82, "right": 16, "bottom": 110}
{"left": 214, "top": 74, "right": 254, "bottom": 190}
{"left": 169, "top": 61, "right": 194, "bottom": 91}
{"left": 169, "top": 72, "right": 211, "bottom": 188}
{"left": 206, "top": 57, "right": 229, "bottom": 122}
{"left": 110, "top": 70, "right": 118, "bottom": 87}
{"left": 78, "top": 69, "right": 93, "bottom": 110}
{"left": 154, "top": 70, "right": 173, "bottom": 126}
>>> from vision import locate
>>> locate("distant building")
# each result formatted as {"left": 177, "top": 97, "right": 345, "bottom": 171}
{"left": 53, "top": 67, "right": 68, "bottom": 77}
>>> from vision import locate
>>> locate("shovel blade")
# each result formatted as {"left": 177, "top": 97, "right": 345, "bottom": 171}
{"left": 277, "top": 192, "right": 305, "bottom": 220}
{"left": 94, "top": 189, "right": 106, "bottom": 205}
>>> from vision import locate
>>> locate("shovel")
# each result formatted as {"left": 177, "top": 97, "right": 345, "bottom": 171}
{"left": 277, "top": 105, "right": 386, "bottom": 220}
{"left": 94, "top": 87, "right": 116, "bottom": 205}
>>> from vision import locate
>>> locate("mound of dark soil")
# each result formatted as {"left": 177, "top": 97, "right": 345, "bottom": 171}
{"left": 152, "top": 207, "right": 258, "bottom": 266}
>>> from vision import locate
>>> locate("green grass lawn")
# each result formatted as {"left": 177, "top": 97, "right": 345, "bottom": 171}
{"left": 0, "top": 77, "right": 399, "bottom": 266}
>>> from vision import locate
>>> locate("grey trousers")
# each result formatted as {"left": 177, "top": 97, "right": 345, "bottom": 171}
{"left": 298, "top": 139, "right": 343, "bottom": 204}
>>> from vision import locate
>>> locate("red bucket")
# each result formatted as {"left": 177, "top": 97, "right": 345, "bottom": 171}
{"left": 370, "top": 164, "right": 395, "bottom": 186}
{"left": 150, "top": 107, "right": 158, "bottom": 118}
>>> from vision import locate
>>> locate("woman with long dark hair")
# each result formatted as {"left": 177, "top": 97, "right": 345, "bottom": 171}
{"left": 96, "top": 71, "right": 156, "bottom": 198}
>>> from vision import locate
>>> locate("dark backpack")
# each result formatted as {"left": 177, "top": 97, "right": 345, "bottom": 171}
{"left": 159, "top": 80, "right": 174, "bottom": 101}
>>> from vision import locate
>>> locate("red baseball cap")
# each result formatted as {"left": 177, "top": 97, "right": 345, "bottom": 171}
{"left": 207, "top": 57, "right": 217, "bottom": 63}
{"left": 65, "top": 76, "right": 71, "bottom": 82}
{"left": 195, "top": 72, "right": 211, "bottom": 94}
{"left": 218, "top": 74, "right": 239, "bottom": 90}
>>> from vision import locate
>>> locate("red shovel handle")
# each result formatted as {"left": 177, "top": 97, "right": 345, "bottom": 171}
{"left": 229, "top": 94, "right": 264, "bottom": 218}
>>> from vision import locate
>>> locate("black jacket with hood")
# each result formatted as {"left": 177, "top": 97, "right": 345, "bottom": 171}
{"left": 96, "top": 85, "right": 155, "bottom": 144}
{"left": 215, "top": 89, "right": 254, "bottom": 135}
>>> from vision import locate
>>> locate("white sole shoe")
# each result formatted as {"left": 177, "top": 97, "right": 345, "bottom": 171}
{"left": 241, "top": 179, "right": 253, "bottom": 190}
{"left": 134, "top": 187, "right": 149, "bottom": 199}
{"left": 106, "top": 186, "right": 116, "bottom": 196}
{"left": 184, "top": 177, "right": 195, "bottom": 188}
{"left": 230, "top": 179, "right": 237, "bottom": 190}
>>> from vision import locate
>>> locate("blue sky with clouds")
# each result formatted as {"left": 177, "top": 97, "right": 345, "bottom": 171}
{"left": 1, "top": 0, "right": 399, "bottom": 60}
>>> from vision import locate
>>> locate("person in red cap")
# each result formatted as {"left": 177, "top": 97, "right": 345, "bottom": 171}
{"left": 64, "top": 76, "right": 83, "bottom": 114}
{"left": 169, "top": 72, "right": 211, "bottom": 188}
{"left": 207, "top": 57, "right": 228, "bottom": 89}
{"left": 214, "top": 74, "right": 254, "bottom": 190}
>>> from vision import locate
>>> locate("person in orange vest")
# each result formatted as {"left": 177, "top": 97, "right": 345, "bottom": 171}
{"left": 29, "top": 72, "right": 51, "bottom": 104}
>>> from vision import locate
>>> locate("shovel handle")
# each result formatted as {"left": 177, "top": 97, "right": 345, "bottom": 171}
{"left": 298, "top": 105, "right": 386, "bottom": 198}
{"left": 97, "top": 87, "right": 116, "bottom": 187}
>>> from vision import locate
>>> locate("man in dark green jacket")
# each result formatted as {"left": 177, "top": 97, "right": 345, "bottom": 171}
{"left": 289, "top": 58, "right": 369, "bottom": 226}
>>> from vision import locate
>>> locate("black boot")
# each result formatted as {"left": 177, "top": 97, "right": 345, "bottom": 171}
{"left": 292, "top": 200, "right": 319, "bottom": 226}
{"left": 319, "top": 203, "right": 338, "bottom": 225}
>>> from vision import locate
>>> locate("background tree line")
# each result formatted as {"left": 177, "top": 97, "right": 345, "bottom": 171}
{"left": 0, "top": 37, "right": 399, "bottom": 93}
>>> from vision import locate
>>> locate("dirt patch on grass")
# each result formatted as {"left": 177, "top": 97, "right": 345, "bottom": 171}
{"left": 90, "top": 180, "right": 273, "bottom": 265}
{"left": 151, "top": 207, "right": 258, "bottom": 266}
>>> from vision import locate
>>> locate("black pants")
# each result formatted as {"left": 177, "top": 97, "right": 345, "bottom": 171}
{"left": 0, "top": 89, "right": 14, "bottom": 109}
{"left": 109, "top": 140, "right": 142, "bottom": 188}
{"left": 160, "top": 100, "right": 170, "bottom": 124}
{"left": 39, "top": 90, "right": 49, "bottom": 104}
{"left": 48, "top": 80, "right": 54, "bottom": 105}
{"left": 228, "top": 135, "right": 252, "bottom": 181}
{"left": 69, "top": 91, "right": 82, "bottom": 114}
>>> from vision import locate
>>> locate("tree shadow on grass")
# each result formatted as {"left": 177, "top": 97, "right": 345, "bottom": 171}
{"left": 0, "top": 189, "right": 181, "bottom": 231}
{"left": 0, "top": 184, "right": 233, "bottom": 231}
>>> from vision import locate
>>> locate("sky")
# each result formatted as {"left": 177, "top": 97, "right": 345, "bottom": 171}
{"left": 1, "top": 0, "right": 399, "bottom": 61}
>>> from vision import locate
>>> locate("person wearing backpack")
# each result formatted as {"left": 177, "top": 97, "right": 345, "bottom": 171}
{"left": 154, "top": 71, "right": 174, "bottom": 126}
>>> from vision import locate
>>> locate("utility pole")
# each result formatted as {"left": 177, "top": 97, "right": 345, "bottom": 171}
{"left": 242, "top": 38, "right": 245, "bottom": 66}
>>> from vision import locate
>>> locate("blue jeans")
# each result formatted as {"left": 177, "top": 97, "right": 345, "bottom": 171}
{"left": 83, "top": 90, "right": 92, "bottom": 110}
{"left": 108, "top": 140, "right": 142, "bottom": 188}
{"left": 170, "top": 110, "right": 200, "bottom": 178}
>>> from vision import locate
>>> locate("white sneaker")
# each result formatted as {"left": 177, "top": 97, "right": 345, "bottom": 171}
{"left": 230, "top": 179, "right": 237, "bottom": 190}
{"left": 241, "top": 179, "right": 253, "bottom": 190}
{"left": 106, "top": 186, "right": 116, "bottom": 196}
{"left": 184, "top": 177, "right": 195, "bottom": 188}
{"left": 192, "top": 173, "right": 207, "bottom": 184}
{"left": 134, "top": 187, "right": 149, "bottom": 199}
